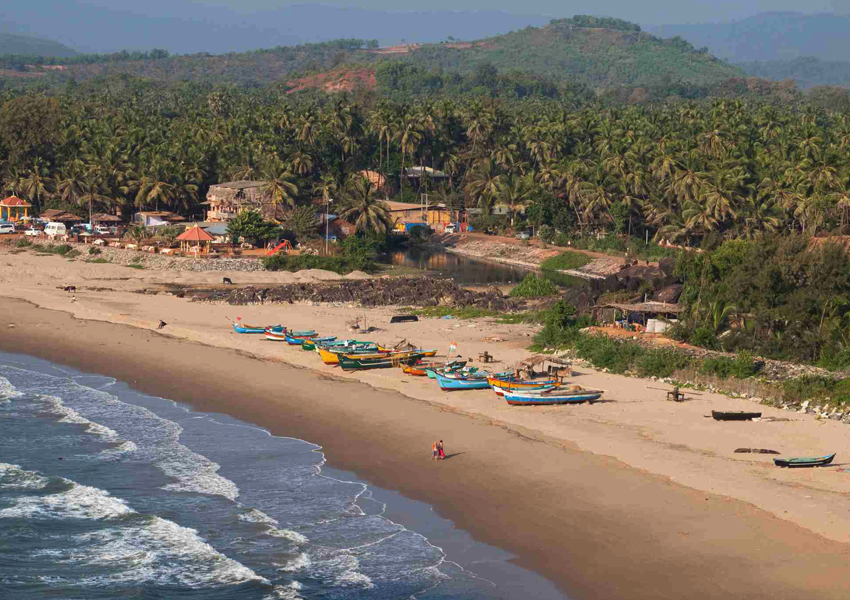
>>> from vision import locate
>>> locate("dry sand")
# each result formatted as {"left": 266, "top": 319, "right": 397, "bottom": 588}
{"left": 3, "top": 248, "right": 850, "bottom": 598}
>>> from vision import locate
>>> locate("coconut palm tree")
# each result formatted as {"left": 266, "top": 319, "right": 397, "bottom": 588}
{"left": 261, "top": 168, "right": 299, "bottom": 210}
{"left": 338, "top": 175, "right": 393, "bottom": 235}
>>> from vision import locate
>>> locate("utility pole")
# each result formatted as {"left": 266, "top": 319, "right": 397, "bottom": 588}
{"left": 325, "top": 197, "right": 333, "bottom": 255}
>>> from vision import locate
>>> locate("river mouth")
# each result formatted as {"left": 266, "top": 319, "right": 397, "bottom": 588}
{"left": 379, "top": 246, "right": 585, "bottom": 288}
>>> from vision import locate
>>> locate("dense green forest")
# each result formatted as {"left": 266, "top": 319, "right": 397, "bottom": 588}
{"left": 2, "top": 78, "right": 850, "bottom": 242}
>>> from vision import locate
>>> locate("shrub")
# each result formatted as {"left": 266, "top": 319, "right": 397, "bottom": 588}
{"left": 538, "top": 224, "right": 554, "bottom": 243}
{"left": 636, "top": 348, "right": 691, "bottom": 377}
{"left": 52, "top": 244, "right": 73, "bottom": 256}
{"left": 780, "top": 376, "right": 850, "bottom": 407}
{"left": 509, "top": 273, "right": 559, "bottom": 298}
{"left": 16, "top": 238, "right": 31, "bottom": 248}
{"left": 699, "top": 351, "right": 759, "bottom": 379}
{"left": 127, "top": 263, "right": 144, "bottom": 269}
{"left": 263, "top": 254, "right": 376, "bottom": 274}
{"left": 574, "top": 335, "right": 644, "bottom": 374}
{"left": 690, "top": 325, "right": 718, "bottom": 349}
{"left": 554, "top": 232, "right": 571, "bottom": 247}
{"left": 86, "top": 258, "right": 110, "bottom": 264}
{"left": 88, "top": 246, "right": 102, "bottom": 255}
{"left": 65, "top": 249, "right": 81, "bottom": 259}
{"left": 540, "top": 251, "right": 592, "bottom": 271}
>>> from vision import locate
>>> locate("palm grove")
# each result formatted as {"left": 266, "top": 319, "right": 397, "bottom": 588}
{"left": 3, "top": 82, "right": 850, "bottom": 363}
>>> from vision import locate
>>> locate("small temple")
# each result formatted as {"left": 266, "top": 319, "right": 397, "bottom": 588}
{"left": 0, "top": 196, "right": 32, "bottom": 222}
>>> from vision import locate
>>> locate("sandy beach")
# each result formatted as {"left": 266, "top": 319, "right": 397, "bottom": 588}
{"left": 4, "top": 247, "right": 850, "bottom": 598}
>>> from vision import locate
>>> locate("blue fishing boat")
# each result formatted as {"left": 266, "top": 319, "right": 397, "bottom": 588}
{"left": 434, "top": 371, "right": 492, "bottom": 391}
{"left": 234, "top": 323, "right": 284, "bottom": 334}
{"left": 502, "top": 388, "right": 603, "bottom": 405}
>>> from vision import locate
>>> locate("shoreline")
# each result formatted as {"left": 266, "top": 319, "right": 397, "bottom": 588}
{"left": 6, "top": 297, "right": 850, "bottom": 598}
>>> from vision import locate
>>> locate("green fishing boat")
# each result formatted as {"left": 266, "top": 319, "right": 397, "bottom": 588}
{"left": 338, "top": 352, "right": 426, "bottom": 371}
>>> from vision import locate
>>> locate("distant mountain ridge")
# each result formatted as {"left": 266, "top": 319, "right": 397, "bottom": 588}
{"left": 0, "top": 32, "right": 79, "bottom": 58}
{"left": 0, "top": 2, "right": 552, "bottom": 55}
{"left": 738, "top": 56, "right": 850, "bottom": 89}
{"left": 649, "top": 12, "right": 850, "bottom": 62}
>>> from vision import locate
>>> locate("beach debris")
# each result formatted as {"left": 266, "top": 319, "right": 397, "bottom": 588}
{"left": 157, "top": 320, "right": 167, "bottom": 330}
{"left": 734, "top": 448, "right": 780, "bottom": 454}
{"left": 484, "top": 336, "right": 505, "bottom": 342}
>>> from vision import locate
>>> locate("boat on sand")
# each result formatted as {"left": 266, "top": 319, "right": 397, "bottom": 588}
{"left": 773, "top": 453, "right": 835, "bottom": 468}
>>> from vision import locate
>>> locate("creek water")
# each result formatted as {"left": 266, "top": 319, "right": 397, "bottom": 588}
{"left": 379, "top": 246, "right": 584, "bottom": 288}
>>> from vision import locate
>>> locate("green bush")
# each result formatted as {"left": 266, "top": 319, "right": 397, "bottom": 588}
{"left": 780, "top": 376, "right": 850, "bottom": 407}
{"left": 637, "top": 348, "right": 692, "bottom": 377}
{"left": 540, "top": 251, "right": 592, "bottom": 271}
{"left": 509, "top": 273, "right": 559, "bottom": 298}
{"left": 88, "top": 246, "right": 102, "bottom": 255}
{"left": 700, "top": 351, "right": 759, "bottom": 379}
{"left": 65, "top": 249, "right": 81, "bottom": 259}
{"left": 263, "top": 254, "right": 376, "bottom": 274}
{"left": 553, "top": 232, "right": 571, "bottom": 247}
{"left": 690, "top": 326, "right": 718, "bottom": 349}
{"left": 15, "top": 238, "right": 31, "bottom": 248}
{"left": 127, "top": 263, "right": 144, "bottom": 269}
{"left": 574, "top": 335, "right": 644, "bottom": 374}
{"left": 538, "top": 224, "right": 554, "bottom": 243}
{"left": 86, "top": 258, "right": 110, "bottom": 264}
{"left": 52, "top": 244, "right": 73, "bottom": 256}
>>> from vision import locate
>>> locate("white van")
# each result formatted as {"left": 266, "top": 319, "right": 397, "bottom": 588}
{"left": 44, "top": 222, "right": 67, "bottom": 237}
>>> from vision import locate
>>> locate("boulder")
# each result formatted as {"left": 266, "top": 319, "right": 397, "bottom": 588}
{"left": 653, "top": 284, "right": 683, "bottom": 303}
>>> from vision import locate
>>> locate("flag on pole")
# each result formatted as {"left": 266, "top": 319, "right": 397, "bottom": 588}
{"left": 449, "top": 342, "right": 457, "bottom": 355}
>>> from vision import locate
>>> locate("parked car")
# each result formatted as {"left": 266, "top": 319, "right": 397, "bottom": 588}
{"left": 0, "top": 223, "right": 15, "bottom": 234}
{"left": 93, "top": 225, "right": 110, "bottom": 235}
{"left": 515, "top": 231, "right": 530, "bottom": 240}
{"left": 444, "top": 223, "right": 457, "bottom": 234}
{"left": 24, "top": 227, "right": 42, "bottom": 237}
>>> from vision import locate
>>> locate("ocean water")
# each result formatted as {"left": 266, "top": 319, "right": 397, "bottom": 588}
{"left": 0, "top": 352, "right": 567, "bottom": 599}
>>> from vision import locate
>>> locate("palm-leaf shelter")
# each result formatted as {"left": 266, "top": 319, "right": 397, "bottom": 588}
{"left": 592, "top": 302, "right": 683, "bottom": 331}
{"left": 176, "top": 226, "right": 215, "bottom": 255}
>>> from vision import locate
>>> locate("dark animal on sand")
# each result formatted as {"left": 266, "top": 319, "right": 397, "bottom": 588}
{"left": 157, "top": 320, "right": 167, "bottom": 330}
{"left": 223, "top": 277, "right": 233, "bottom": 285}
{"left": 59, "top": 285, "right": 76, "bottom": 292}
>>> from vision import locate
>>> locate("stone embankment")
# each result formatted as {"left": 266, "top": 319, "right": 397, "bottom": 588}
{"left": 73, "top": 242, "right": 267, "bottom": 272}
{"left": 194, "top": 277, "right": 520, "bottom": 311}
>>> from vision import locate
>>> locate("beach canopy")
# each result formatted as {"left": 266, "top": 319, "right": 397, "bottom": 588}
{"left": 176, "top": 226, "right": 214, "bottom": 242}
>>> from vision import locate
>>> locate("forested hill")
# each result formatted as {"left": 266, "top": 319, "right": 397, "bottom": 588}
{"left": 387, "top": 17, "right": 742, "bottom": 88}
{"left": 0, "top": 33, "right": 79, "bottom": 58}
{"left": 3, "top": 16, "right": 742, "bottom": 92}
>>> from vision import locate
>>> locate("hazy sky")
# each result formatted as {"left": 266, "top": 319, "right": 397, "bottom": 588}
{"left": 34, "top": 0, "right": 839, "bottom": 25}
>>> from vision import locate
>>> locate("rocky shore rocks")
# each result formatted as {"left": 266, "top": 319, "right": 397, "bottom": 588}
{"left": 194, "top": 277, "right": 521, "bottom": 311}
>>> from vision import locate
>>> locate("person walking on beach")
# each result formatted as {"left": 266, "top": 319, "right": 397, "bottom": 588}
{"left": 432, "top": 441, "right": 438, "bottom": 461}
{"left": 438, "top": 440, "right": 445, "bottom": 460}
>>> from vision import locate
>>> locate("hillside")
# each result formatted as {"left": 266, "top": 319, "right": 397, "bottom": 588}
{"left": 11, "top": 16, "right": 742, "bottom": 92}
{"left": 389, "top": 16, "right": 742, "bottom": 88}
{"left": 738, "top": 56, "right": 850, "bottom": 89}
{"left": 0, "top": 32, "right": 79, "bottom": 58}
{"left": 650, "top": 12, "right": 850, "bottom": 62}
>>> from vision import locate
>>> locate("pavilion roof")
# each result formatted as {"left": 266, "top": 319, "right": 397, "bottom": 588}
{"left": 1, "top": 196, "right": 32, "bottom": 207}
{"left": 176, "top": 226, "right": 214, "bottom": 242}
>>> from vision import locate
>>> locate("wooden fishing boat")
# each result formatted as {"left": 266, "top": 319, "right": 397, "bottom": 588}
{"left": 503, "top": 388, "right": 603, "bottom": 406}
{"left": 264, "top": 329, "right": 288, "bottom": 341}
{"left": 711, "top": 411, "right": 762, "bottom": 421}
{"left": 284, "top": 332, "right": 321, "bottom": 344}
{"left": 339, "top": 352, "right": 425, "bottom": 371}
{"left": 773, "top": 453, "right": 835, "bottom": 468}
{"left": 235, "top": 323, "right": 283, "bottom": 334}
{"left": 317, "top": 345, "right": 383, "bottom": 365}
{"left": 493, "top": 383, "right": 560, "bottom": 397}
{"left": 489, "top": 376, "right": 561, "bottom": 393}
{"left": 404, "top": 359, "right": 467, "bottom": 376}
{"left": 434, "top": 371, "right": 492, "bottom": 391}
{"left": 303, "top": 338, "right": 373, "bottom": 351}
